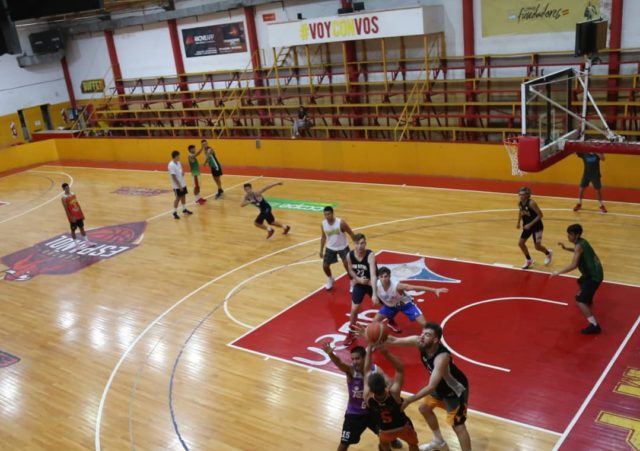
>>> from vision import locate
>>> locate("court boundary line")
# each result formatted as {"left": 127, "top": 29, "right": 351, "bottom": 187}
{"left": 96, "top": 208, "right": 640, "bottom": 450}
{"left": 36, "top": 164, "right": 640, "bottom": 207}
{"left": 0, "top": 170, "right": 73, "bottom": 225}
{"left": 551, "top": 314, "right": 640, "bottom": 450}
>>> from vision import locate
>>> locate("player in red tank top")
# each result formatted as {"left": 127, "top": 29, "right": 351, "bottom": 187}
{"left": 61, "top": 183, "right": 93, "bottom": 246}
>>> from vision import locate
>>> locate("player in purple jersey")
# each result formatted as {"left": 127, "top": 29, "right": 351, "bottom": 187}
{"left": 323, "top": 343, "right": 401, "bottom": 450}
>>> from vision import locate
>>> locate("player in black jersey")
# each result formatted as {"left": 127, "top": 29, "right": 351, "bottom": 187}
{"left": 386, "top": 322, "right": 471, "bottom": 451}
{"left": 364, "top": 345, "right": 420, "bottom": 451}
{"left": 241, "top": 182, "right": 291, "bottom": 239}
{"left": 345, "top": 234, "right": 379, "bottom": 346}
{"left": 517, "top": 186, "right": 552, "bottom": 269}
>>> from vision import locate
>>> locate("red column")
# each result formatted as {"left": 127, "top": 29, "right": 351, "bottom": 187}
{"left": 60, "top": 56, "right": 77, "bottom": 110}
{"left": 244, "top": 6, "right": 270, "bottom": 134}
{"left": 167, "top": 19, "right": 192, "bottom": 109}
{"left": 104, "top": 30, "right": 126, "bottom": 109}
{"left": 340, "top": 0, "right": 362, "bottom": 138}
{"left": 606, "top": 0, "right": 623, "bottom": 126}
{"left": 462, "top": 0, "right": 477, "bottom": 128}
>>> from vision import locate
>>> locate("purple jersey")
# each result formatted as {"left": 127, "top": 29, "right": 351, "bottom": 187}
{"left": 346, "top": 364, "right": 376, "bottom": 415}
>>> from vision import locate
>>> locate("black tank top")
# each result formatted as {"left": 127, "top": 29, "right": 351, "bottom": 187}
{"left": 519, "top": 198, "right": 542, "bottom": 229}
{"left": 420, "top": 343, "right": 468, "bottom": 398}
{"left": 349, "top": 249, "right": 373, "bottom": 281}
{"left": 247, "top": 193, "right": 270, "bottom": 211}
{"left": 366, "top": 391, "right": 411, "bottom": 431}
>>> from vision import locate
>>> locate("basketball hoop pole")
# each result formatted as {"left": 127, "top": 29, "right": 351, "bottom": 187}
{"left": 578, "top": 55, "right": 623, "bottom": 142}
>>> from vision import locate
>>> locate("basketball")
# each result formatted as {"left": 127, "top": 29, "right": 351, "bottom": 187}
{"left": 365, "top": 321, "right": 388, "bottom": 345}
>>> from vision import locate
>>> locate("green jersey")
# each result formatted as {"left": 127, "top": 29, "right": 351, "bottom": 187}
{"left": 577, "top": 238, "right": 603, "bottom": 282}
{"left": 189, "top": 155, "right": 201, "bottom": 176}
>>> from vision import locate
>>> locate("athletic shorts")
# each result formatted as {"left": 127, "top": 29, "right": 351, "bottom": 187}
{"left": 379, "top": 302, "right": 423, "bottom": 321}
{"left": 210, "top": 166, "right": 223, "bottom": 177}
{"left": 340, "top": 413, "right": 379, "bottom": 445}
{"left": 352, "top": 284, "right": 373, "bottom": 305}
{"left": 255, "top": 207, "right": 275, "bottom": 225}
{"left": 323, "top": 246, "right": 349, "bottom": 265}
{"left": 379, "top": 421, "right": 419, "bottom": 446}
{"left": 580, "top": 172, "right": 602, "bottom": 189}
{"left": 576, "top": 276, "right": 601, "bottom": 305}
{"left": 423, "top": 388, "right": 469, "bottom": 427}
{"left": 174, "top": 187, "right": 188, "bottom": 197}
{"left": 520, "top": 226, "right": 543, "bottom": 243}
{"left": 70, "top": 219, "right": 84, "bottom": 231}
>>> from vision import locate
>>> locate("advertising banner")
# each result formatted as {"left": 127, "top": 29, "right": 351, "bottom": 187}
{"left": 267, "top": 6, "right": 443, "bottom": 47}
{"left": 182, "top": 22, "right": 247, "bottom": 58}
{"left": 481, "top": 0, "right": 612, "bottom": 36}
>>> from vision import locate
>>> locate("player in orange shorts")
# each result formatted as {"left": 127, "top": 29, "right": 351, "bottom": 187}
{"left": 386, "top": 322, "right": 471, "bottom": 451}
{"left": 364, "top": 345, "right": 420, "bottom": 451}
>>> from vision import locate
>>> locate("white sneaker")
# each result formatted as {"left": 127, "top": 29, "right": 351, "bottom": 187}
{"left": 419, "top": 440, "right": 449, "bottom": 451}
{"left": 521, "top": 259, "right": 534, "bottom": 269}
{"left": 544, "top": 250, "right": 553, "bottom": 265}
{"left": 325, "top": 277, "right": 334, "bottom": 290}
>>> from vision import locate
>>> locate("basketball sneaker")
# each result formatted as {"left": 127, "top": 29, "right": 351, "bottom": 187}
{"left": 173, "top": 212, "right": 180, "bottom": 220}
{"left": 215, "top": 190, "right": 224, "bottom": 199}
{"left": 283, "top": 225, "right": 291, "bottom": 235}
{"left": 390, "top": 439, "right": 403, "bottom": 449}
{"left": 183, "top": 209, "right": 193, "bottom": 215}
{"left": 573, "top": 203, "right": 582, "bottom": 212}
{"left": 197, "top": 198, "right": 207, "bottom": 205}
{"left": 581, "top": 323, "right": 601, "bottom": 334}
{"left": 521, "top": 259, "right": 534, "bottom": 269}
{"left": 386, "top": 319, "right": 402, "bottom": 334}
{"left": 419, "top": 439, "right": 449, "bottom": 451}
{"left": 325, "top": 277, "right": 334, "bottom": 290}
{"left": 599, "top": 204, "right": 608, "bottom": 213}
{"left": 266, "top": 228, "right": 275, "bottom": 239}
{"left": 544, "top": 250, "right": 553, "bottom": 265}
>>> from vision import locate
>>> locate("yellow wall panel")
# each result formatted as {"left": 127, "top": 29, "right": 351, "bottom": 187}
{"left": 0, "top": 140, "right": 57, "bottom": 174}
{"left": 1, "top": 138, "right": 639, "bottom": 191}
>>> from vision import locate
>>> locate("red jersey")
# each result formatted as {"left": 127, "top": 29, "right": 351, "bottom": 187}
{"left": 62, "top": 193, "right": 84, "bottom": 222}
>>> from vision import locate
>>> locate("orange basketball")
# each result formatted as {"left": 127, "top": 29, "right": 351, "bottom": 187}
{"left": 365, "top": 321, "right": 388, "bottom": 345}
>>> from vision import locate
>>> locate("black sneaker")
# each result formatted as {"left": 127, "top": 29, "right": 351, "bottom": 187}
{"left": 581, "top": 324, "right": 601, "bottom": 335}
{"left": 390, "top": 439, "right": 402, "bottom": 449}
{"left": 173, "top": 212, "right": 180, "bottom": 220}
{"left": 214, "top": 190, "right": 224, "bottom": 199}
{"left": 183, "top": 209, "right": 193, "bottom": 215}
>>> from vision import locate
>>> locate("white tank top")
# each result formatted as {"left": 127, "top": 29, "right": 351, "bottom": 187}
{"left": 376, "top": 279, "right": 412, "bottom": 307}
{"left": 322, "top": 218, "right": 348, "bottom": 251}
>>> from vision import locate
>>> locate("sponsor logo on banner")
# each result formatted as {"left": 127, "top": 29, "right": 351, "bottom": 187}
{"left": 299, "top": 16, "right": 380, "bottom": 41}
{"left": 481, "top": 0, "right": 612, "bottom": 36}
{"left": 1, "top": 222, "right": 146, "bottom": 282}
{"left": 182, "top": 22, "right": 247, "bottom": 58}
{"left": 266, "top": 198, "right": 336, "bottom": 213}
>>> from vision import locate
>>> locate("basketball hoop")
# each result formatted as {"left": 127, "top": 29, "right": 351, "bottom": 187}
{"left": 504, "top": 136, "right": 527, "bottom": 176}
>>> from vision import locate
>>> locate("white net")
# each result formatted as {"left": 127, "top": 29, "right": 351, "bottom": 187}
{"left": 504, "top": 136, "right": 527, "bottom": 176}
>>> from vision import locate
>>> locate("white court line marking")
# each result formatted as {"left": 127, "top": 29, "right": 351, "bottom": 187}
{"left": 38, "top": 164, "right": 640, "bottom": 207}
{"left": 145, "top": 176, "right": 262, "bottom": 222}
{"left": 96, "top": 208, "right": 640, "bottom": 450}
{"left": 226, "top": 342, "right": 563, "bottom": 436}
{"left": 0, "top": 171, "right": 73, "bottom": 225}
{"left": 552, "top": 314, "right": 640, "bottom": 450}
{"left": 224, "top": 259, "right": 321, "bottom": 328}
{"left": 440, "top": 297, "right": 569, "bottom": 373}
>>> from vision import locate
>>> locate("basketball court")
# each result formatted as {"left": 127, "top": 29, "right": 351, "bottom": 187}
{"left": 1, "top": 162, "right": 640, "bottom": 450}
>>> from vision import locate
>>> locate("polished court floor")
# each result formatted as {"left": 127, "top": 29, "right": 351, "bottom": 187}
{"left": 1, "top": 164, "right": 639, "bottom": 450}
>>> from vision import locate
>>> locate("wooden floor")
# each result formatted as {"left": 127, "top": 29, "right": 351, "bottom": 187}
{"left": 1, "top": 164, "right": 639, "bottom": 451}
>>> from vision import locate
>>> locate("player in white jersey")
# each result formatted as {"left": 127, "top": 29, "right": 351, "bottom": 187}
{"left": 320, "top": 206, "right": 356, "bottom": 290}
{"left": 373, "top": 266, "right": 448, "bottom": 334}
